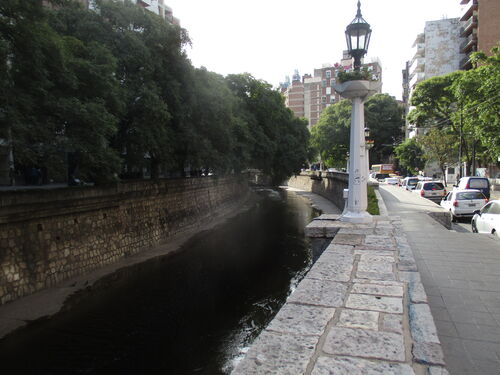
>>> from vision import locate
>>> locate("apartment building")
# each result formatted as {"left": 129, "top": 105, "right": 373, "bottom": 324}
{"left": 283, "top": 54, "right": 382, "bottom": 129}
{"left": 284, "top": 71, "right": 305, "bottom": 119}
{"left": 460, "top": 0, "right": 500, "bottom": 69}
{"left": 405, "top": 18, "right": 464, "bottom": 138}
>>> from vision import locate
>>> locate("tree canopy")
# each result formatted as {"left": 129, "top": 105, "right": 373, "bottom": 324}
{"left": 310, "top": 94, "right": 403, "bottom": 169}
{"left": 408, "top": 43, "right": 500, "bottom": 170}
{"left": 0, "top": 0, "right": 310, "bottom": 185}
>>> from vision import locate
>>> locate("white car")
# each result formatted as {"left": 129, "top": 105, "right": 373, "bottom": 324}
{"left": 472, "top": 200, "right": 500, "bottom": 237}
{"left": 440, "top": 189, "right": 488, "bottom": 222}
{"left": 401, "top": 177, "right": 419, "bottom": 191}
{"left": 384, "top": 177, "right": 400, "bottom": 185}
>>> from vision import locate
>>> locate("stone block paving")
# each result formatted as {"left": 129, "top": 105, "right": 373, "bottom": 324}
{"left": 232, "top": 216, "right": 449, "bottom": 375}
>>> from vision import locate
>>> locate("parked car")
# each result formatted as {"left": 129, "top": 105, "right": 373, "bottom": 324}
{"left": 373, "top": 173, "right": 390, "bottom": 182}
{"left": 455, "top": 176, "right": 490, "bottom": 199}
{"left": 401, "top": 177, "right": 419, "bottom": 191}
{"left": 413, "top": 181, "right": 446, "bottom": 202}
{"left": 440, "top": 189, "right": 488, "bottom": 222}
{"left": 471, "top": 200, "right": 500, "bottom": 237}
{"left": 384, "top": 177, "right": 400, "bottom": 185}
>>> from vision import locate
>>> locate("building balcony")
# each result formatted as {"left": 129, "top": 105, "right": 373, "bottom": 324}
{"left": 409, "top": 72, "right": 425, "bottom": 89}
{"left": 460, "top": 54, "right": 473, "bottom": 70}
{"left": 460, "top": 34, "right": 477, "bottom": 53}
{"left": 409, "top": 57, "right": 425, "bottom": 74}
{"left": 460, "top": 15, "right": 478, "bottom": 37}
{"left": 460, "top": 0, "right": 478, "bottom": 22}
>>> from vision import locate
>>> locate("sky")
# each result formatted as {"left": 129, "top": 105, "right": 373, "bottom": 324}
{"left": 165, "top": 0, "right": 465, "bottom": 100}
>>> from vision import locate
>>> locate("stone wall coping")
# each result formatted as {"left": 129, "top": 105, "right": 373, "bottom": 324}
{"left": 231, "top": 216, "right": 449, "bottom": 375}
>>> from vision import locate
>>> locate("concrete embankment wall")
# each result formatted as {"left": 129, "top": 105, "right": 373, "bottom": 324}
{"left": 288, "top": 172, "right": 348, "bottom": 210}
{"left": 0, "top": 176, "right": 249, "bottom": 305}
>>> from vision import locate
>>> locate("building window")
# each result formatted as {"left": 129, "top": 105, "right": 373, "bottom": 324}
{"left": 326, "top": 87, "right": 331, "bottom": 95}
{"left": 321, "top": 96, "right": 326, "bottom": 104}
{"left": 322, "top": 80, "right": 326, "bottom": 88}
{"left": 326, "top": 70, "right": 331, "bottom": 78}
{"left": 330, "top": 96, "right": 336, "bottom": 104}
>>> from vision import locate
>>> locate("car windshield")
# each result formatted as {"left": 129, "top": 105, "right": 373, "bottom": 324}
{"left": 457, "top": 191, "right": 484, "bottom": 200}
{"left": 469, "top": 179, "right": 488, "bottom": 188}
{"left": 423, "top": 183, "right": 444, "bottom": 190}
{"left": 408, "top": 179, "right": 418, "bottom": 186}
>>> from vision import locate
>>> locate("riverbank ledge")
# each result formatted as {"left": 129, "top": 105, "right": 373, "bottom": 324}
{"left": 232, "top": 215, "right": 449, "bottom": 375}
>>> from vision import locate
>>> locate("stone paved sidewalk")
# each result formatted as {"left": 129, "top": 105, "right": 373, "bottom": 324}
{"left": 231, "top": 215, "right": 449, "bottom": 375}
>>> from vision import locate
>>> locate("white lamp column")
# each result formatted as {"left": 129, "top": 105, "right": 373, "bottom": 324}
{"left": 334, "top": 80, "right": 381, "bottom": 224}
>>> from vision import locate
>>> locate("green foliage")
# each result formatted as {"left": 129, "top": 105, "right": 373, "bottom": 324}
{"left": 393, "top": 138, "right": 425, "bottom": 176}
{"left": 1, "top": 0, "right": 310, "bottom": 184}
{"left": 367, "top": 185, "right": 380, "bottom": 216}
{"left": 408, "top": 44, "right": 500, "bottom": 167}
{"left": 452, "top": 43, "right": 500, "bottom": 162}
{"left": 310, "top": 100, "right": 351, "bottom": 168}
{"left": 364, "top": 94, "right": 404, "bottom": 164}
{"left": 337, "top": 67, "right": 373, "bottom": 83}
{"left": 310, "top": 94, "right": 403, "bottom": 168}
{"left": 420, "top": 128, "right": 458, "bottom": 183}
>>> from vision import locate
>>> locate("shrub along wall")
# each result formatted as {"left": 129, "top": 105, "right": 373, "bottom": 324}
{"left": 0, "top": 176, "right": 249, "bottom": 305}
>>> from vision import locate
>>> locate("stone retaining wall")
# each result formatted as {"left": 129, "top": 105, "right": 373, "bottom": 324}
{"left": 232, "top": 215, "right": 448, "bottom": 375}
{"left": 288, "top": 172, "right": 348, "bottom": 210}
{"left": 0, "top": 176, "right": 249, "bottom": 305}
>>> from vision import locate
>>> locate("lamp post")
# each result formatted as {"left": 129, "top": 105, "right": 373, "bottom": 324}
{"left": 334, "top": 0, "right": 379, "bottom": 224}
{"left": 345, "top": 1, "right": 372, "bottom": 71}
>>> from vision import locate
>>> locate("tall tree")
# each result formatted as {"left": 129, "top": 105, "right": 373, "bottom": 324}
{"left": 393, "top": 138, "right": 426, "bottom": 176}
{"left": 452, "top": 44, "right": 500, "bottom": 163}
{"left": 364, "top": 94, "right": 404, "bottom": 164}
{"left": 310, "top": 100, "right": 351, "bottom": 169}
{"left": 420, "top": 128, "right": 458, "bottom": 185}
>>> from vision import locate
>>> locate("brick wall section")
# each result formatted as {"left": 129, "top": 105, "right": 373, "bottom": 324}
{"left": 0, "top": 176, "right": 249, "bottom": 305}
{"left": 288, "top": 172, "right": 348, "bottom": 210}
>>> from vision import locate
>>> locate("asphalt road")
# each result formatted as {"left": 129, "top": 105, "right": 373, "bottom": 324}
{"left": 379, "top": 184, "right": 500, "bottom": 375}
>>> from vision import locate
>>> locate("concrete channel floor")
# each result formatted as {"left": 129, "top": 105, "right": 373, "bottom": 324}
{"left": 379, "top": 184, "right": 500, "bottom": 375}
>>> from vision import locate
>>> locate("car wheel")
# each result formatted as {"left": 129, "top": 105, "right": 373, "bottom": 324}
{"left": 450, "top": 211, "right": 457, "bottom": 223}
{"left": 493, "top": 229, "right": 498, "bottom": 238}
{"left": 471, "top": 220, "right": 478, "bottom": 233}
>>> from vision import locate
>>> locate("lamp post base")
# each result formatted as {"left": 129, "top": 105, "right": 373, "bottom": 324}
{"left": 340, "top": 210, "right": 373, "bottom": 224}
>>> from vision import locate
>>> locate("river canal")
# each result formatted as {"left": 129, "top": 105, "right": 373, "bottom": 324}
{"left": 0, "top": 188, "right": 319, "bottom": 374}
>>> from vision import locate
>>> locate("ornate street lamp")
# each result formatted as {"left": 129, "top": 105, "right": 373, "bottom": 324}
{"left": 334, "top": 0, "right": 380, "bottom": 224}
{"left": 345, "top": 1, "right": 372, "bottom": 71}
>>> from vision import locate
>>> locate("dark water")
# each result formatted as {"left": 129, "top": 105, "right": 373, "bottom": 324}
{"left": 0, "top": 189, "right": 318, "bottom": 374}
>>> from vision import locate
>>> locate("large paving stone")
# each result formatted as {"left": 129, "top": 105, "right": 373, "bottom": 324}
{"left": 231, "top": 330, "right": 319, "bottom": 375}
{"left": 323, "top": 327, "right": 406, "bottom": 362}
{"left": 266, "top": 303, "right": 335, "bottom": 337}
{"left": 287, "top": 278, "right": 347, "bottom": 307}
{"left": 338, "top": 308, "right": 379, "bottom": 330}
{"left": 412, "top": 341, "right": 446, "bottom": 366}
{"left": 409, "top": 304, "right": 440, "bottom": 343}
{"left": 316, "top": 251, "right": 354, "bottom": 264}
{"left": 381, "top": 313, "right": 403, "bottom": 334}
{"left": 358, "top": 261, "right": 394, "bottom": 274}
{"left": 359, "top": 254, "right": 395, "bottom": 263}
{"left": 346, "top": 294, "right": 403, "bottom": 314}
{"left": 427, "top": 366, "right": 450, "bottom": 375}
{"left": 351, "top": 283, "right": 404, "bottom": 297}
{"left": 324, "top": 243, "right": 354, "bottom": 252}
{"left": 364, "top": 235, "right": 395, "bottom": 247}
{"left": 332, "top": 233, "right": 364, "bottom": 245}
{"left": 311, "top": 356, "right": 415, "bottom": 375}
{"left": 354, "top": 250, "right": 395, "bottom": 257}
{"left": 409, "top": 282, "right": 428, "bottom": 303}
{"left": 399, "top": 271, "right": 421, "bottom": 283}
{"left": 307, "top": 258, "right": 354, "bottom": 282}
